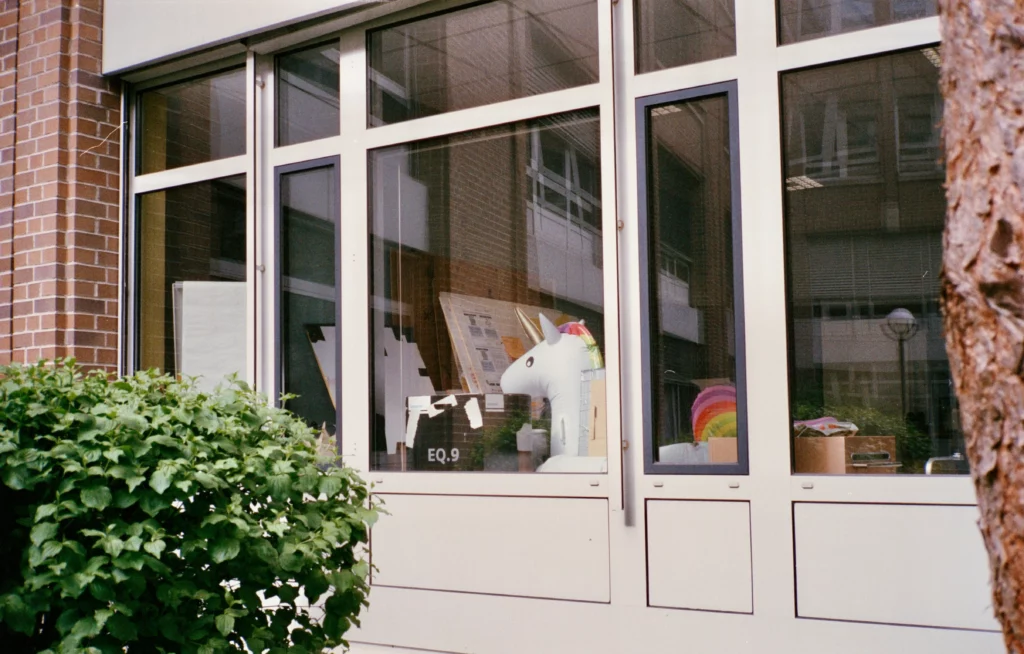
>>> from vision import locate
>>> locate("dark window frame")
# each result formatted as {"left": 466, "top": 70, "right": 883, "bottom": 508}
{"left": 274, "top": 157, "right": 342, "bottom": 454}
{"left": 636, "top": 80, "right": 749, "bottom": 476}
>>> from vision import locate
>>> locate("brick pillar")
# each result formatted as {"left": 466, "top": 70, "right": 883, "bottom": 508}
{"left": 0, "top": 0, "right": 121, "bottom": 370}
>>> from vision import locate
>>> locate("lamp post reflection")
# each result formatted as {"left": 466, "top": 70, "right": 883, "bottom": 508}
{"left": 881, "top": 307, "right": 919, "bottom": 419}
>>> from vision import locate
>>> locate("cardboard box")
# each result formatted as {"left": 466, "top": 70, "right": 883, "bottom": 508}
{"left": 708, "top": 437, "right": 738, "bottom": 463}
{"left": 586, "top": 377, "right": 607, "bottom": 457}
{"left": 794, "top": 435, "right": 901, "bottom": 474}
{"left": 845, "top": 435, "right": 899, "bottom": 474}
{"left": 794, "top": 436, "right": 846, "bottom": 474}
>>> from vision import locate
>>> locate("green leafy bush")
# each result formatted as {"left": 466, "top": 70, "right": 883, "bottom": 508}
{"left": 0, "top": 360, "right": 377, "bottom": 653}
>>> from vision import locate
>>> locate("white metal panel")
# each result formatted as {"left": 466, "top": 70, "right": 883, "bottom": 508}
{"left": 794, "top": 502, "right": 998, "bottom": 631}
{"left": 371, "top": 495, "right": 610, "bottom": 602}
{"left": 103, "top": 0, "right": 379, "bottom": 74}
{"left": 346, "top": 585, "right": 1003, "bottom": 654}
{"left": 646, "top": 500, "right": 752, "bottom": 613}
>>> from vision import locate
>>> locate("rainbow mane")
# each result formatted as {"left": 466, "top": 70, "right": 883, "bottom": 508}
{"left": 558, "top": 321, "right": 603, "bottom": 369}
{"left": 691, "top": 384, "right": 737, "bottom": 441}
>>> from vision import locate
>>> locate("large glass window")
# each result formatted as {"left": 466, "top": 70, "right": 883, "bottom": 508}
{"left": 778, "top": 0, "right": 936, "bottom": 45}
{"left": 137, "top": 176, "right": 247, "bottom": 386}
{"left": 635, "top": 0, "right": 736, "bottom": 74}
{"left": 782, "top": 49, "right": 964, "bottom": 475}
{"left": 277, "top": 43, "right": 341, "bottom": 146}
{"left": 138, "top": 69, "right": 247, "bottom": 174}
{"left": 278, "top": 162, "right": 339, "bottom": 433}
{"left": 367, "top": 0, "right": 599, "bottom": 126}
{"left": 640, "top": 85, "right": 745, "bottom": 473}
{"left": 369, "top": 110, "right": 608, "bottom": 473}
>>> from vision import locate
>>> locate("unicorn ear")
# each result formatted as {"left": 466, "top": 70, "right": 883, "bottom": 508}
{"left": 539, "top": 313, "right": 561, "bottom": 344}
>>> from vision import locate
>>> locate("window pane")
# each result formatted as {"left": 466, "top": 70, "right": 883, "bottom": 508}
{"left": 368, "top": 0, "right": 598, "bottom": 126}
{"left": 646, "top": 94, "right": 741, "bottom": 468}
{"left": 782, "top": 49, "right": 964, "bottom": 475}
{"left": 778, "top": 0, "right": 936, "bottom": 45}
{"left": 635, "top": 0, "right": 736, "bottom": 74}
{"left": 137, "top": 176, "right": 247, "bottom": 386}
{"left": 280, "top": 165, "right": 338, "bottom": 431}
{"left": 138, "top": 69, "right": 246, "bottom": 174}
{"left": 277, "top": 44, "right": 341, "bottom": 146}
{"left": 369, "top": 110, "right": 607, "bottom": 473}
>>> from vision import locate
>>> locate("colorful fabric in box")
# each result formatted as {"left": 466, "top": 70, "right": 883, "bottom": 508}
{"left": 691, "top": 384, "right": 737, "bottom": 441}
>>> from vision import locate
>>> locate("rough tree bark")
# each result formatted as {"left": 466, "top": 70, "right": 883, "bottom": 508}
{"left": 941, "top": 1, "right": 1024, "bottom": 650}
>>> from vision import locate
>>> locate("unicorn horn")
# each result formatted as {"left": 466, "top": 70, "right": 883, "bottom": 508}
{"left": 515, "top": 306, "right": 543, "bottom": 346}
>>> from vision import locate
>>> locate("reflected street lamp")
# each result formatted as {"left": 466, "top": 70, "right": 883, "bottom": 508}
{"left": 881, "top": 307, "right": 919, "bottom": 418}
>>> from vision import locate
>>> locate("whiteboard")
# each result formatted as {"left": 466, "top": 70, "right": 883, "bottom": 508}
{"left": 172, "top": 281, "right": 247, "bottom": 392}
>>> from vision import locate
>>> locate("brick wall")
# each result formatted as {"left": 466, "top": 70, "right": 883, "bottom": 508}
{"left": 0, "top": 0, "right": 121, "bottom": 370}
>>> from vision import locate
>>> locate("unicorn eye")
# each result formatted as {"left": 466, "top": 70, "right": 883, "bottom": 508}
{"left": 525, "top": 357, "right": 534, "bottom": 368}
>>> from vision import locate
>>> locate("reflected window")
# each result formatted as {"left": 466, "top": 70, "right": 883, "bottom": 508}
{"left": 368, "top": 0, "right": 598, "bottom": 126}
{"left": 278, "top": 44, "right": 341, "bottom": 146}
{"left": 782, "top": 49, "right": 965, "bottom": 475}
{"left": 137, "top": 176, "right": 247, "bottom": 387}
{"left": 369, "top": 110, "right": 608, "bottom": 473}
{"left": 278, "top": 163, "right": 339, "bottom": 433}
{"left": 138, "top": 69, "right": 246, "bottom": 174}
{"left": 778, "top": 0, "right": 936, "bottom": 45}
{"left": 635, "top": 0, "right": 736, "bottom": 73}
{"left": 640, "top": 86, "right": 745, "bottom": 473}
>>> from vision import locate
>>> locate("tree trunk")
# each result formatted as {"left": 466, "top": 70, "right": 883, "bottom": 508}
{"left": 941, "top": 2, "right": 1024, "bottom": 650}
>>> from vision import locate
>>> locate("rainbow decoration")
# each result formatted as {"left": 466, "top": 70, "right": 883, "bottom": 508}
{"left": 691, "top": 384, "right": 737, "bottom": 442}
{"left": 557, "top": 321, "right": 604, "bottom": 370}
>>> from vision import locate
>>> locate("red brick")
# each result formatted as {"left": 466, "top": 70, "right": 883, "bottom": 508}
{"left": 1, "top": 0, "right": 120, "bottom": 370}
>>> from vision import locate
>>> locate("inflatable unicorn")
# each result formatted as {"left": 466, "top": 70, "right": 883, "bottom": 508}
{"left": 500, "top": 310, "right": 603, "bottom": 464}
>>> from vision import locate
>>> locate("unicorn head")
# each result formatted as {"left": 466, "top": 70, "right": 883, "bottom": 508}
{"left": 500, "top": 311, "right": 602, "bottom": 457}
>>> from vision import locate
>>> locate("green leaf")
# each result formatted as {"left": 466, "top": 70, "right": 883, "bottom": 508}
{"left": 89, "top": 581, "right": 115, "bottom": 603}
{"left": 143, "top": 539, "right": 166, "bottom": 558}
{"left": 35, "top": 504, "right": 58, "bottom": 521}
{"left": 210, "top": 538, "right": 240, "bottom": 564}
{"left": 71, "top": 615, "right": 101, "bottom": 639}
{"left": 3, "top": 594, "right": 36, "bottom": 635}
{"left": 215, "top": 613, "right": 235, "bottom": 637}
{"left": 150, "top": 467, "right": 173, "bottom": 495}
{"left": 31, "top": 522, "right": 58, "bottom": 546}
{"left": 102, "top": 536, "right": 124, "bottom": 558}
{"left": 318, "top": 475, "right": 344, "bottom": 498}
{"left": 106, "top": 612, "right": 137, "bottom": 641}
{"left": 39, "top": 540, "right": 63, "bottom": 563}
{"left": 139, "top": 492, "right": 170, "bottom": 516}
{"left": 81, "top": 486, "right": 112, "bottom": 511}
{"left": 126, "top": 475, "right": 147, "bottom": 492}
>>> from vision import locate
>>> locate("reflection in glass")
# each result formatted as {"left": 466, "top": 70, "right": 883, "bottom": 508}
{"left": 138, "top": 69, "right": 246, "bottom": 174}
{"left": 368, "top": 0, "right": 598, "bottom": 126}
{"left": 646, "top": 95, "right": 740, "bottom": 467}
{"left": 635, "top": 0, "right": 735, "bottom": 73}
{"left": 782, "top": 49, "right": 963, "bottom": 475}
{"left": 778, "top": 0, "right": 936, "bottom": 45}
{"left": 280, "top": 166, "right": 338, "bottom": 432}
{"left": 277, "top": 44, "right": 341, "bottom": 146}
{"left": 369, "top": 110, "right": 607, "bottom": 473}
{"left": 137, "top": 176, "right": 246, "bottom": 385}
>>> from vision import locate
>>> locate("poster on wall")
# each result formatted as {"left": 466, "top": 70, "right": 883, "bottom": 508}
{"left": 438, "top": 292, "right": 576, "bottom": 394}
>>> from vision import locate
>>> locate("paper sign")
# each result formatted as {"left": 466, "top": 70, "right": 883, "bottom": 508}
{"left": 485, "top": 394, "right": 505, "bottom": 412}
{"left": 465, "top": 397, "right": 483, "bottom": 429}
{"left": 405, "top": 411, "right": 421, "bottom": 448}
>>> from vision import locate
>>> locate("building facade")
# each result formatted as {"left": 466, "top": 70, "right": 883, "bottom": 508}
{"left": 0, "top": 0, "right": 1004, "bottom": 652}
